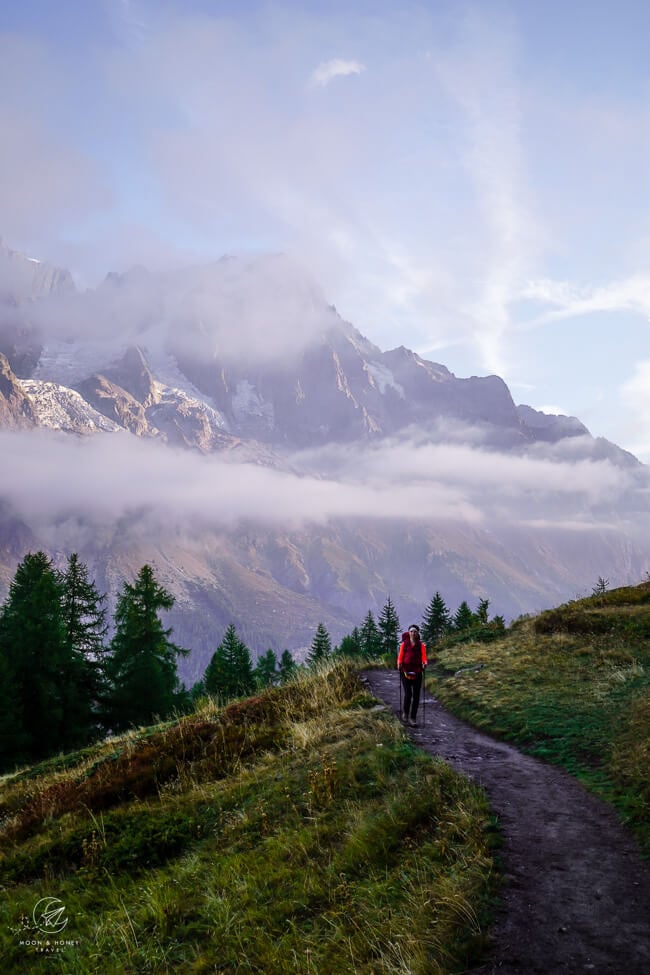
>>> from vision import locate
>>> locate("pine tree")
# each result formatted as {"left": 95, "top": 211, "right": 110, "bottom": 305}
{"left": 255, "top": 648, "right": 278, "bottom": 688}
{"left": 307, "top": 622, "right": 332, "bottom": 667}
{"left": 61, "top": 553, "right": 108, "bottom": 742}
{"left": 475, "top": 597, "right": 490, "bottom": 625}
{"left": 0, "top": 631, "right": 23, "bottom": 770}
{"left": 336, "top": 628, "right": 362, "bottom": 657}
{"left": 204, "top": 624, "right": 255, "bottom": 702}
{"left": 278, "top": 649, "right": 297, "bottom": 684}
{"left": 105, "top": 564, "right": 188, "bottom": 731}
{"left": 453, "top": 600, "right": 476, "bottom": 632}
{"left": 377, "top": 596, "right": 400, "bottom": 658}
{"left": 359, "top": 610, "right": 382, "bottom": 657}
{"left": 421, "top": 591, "right": 451, "bottom": 644}
{"left": 0, "top": 552, "right": 68, "bottom": 765}
{"left": 592, "top": 577, "right": 609, "bottom": 597}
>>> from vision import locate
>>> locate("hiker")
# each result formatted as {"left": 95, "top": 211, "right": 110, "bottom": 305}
{"left": 397, "top": 624, "right": 427, "bottom": 727}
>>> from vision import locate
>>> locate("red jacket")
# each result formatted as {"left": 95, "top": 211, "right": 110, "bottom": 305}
{"left": 397, "top": 633, "right": 427, "bottom": 675}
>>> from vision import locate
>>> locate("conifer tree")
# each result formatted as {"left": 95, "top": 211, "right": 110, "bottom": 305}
{"left": 377, "top": 596, "right": 400, "bottom": 658}
{"left": 307, "top": 622, "right": 332, "bottom": 667}
{"left": 255, "top": 648, "right": 279, "bottom": 688}
{"left": 336, "top": 627, "right": 362, "bottom": 657}
{"left": 421, "top": 592, "right": 451, "bottom": 645}
{"left": 475, "top": 597, "right": 490, "bottom": 625}
{"left": 453, "top": 600, "right": 476, "bottom": 632}
{"left": 0, "top": 645, "right": 21, "bottom": 769}
{"left": 0, "top": 552, "right": 68, "bottom": 764}
{"left": 278, "top": 648, "right": 297, "bottom": 684}
{"left": 61, "top": 553, "right": 108, "bottom": 741}
{"left": 105, "top": 564, "right": 188, "bottom": 730}
{"left": 359, "top": 610, "right": 382, "bottom": 657}
{"left": 204, "top": 623, "right": 255, "bottom": 702}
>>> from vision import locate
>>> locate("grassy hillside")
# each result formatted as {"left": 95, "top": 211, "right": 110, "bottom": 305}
{"left": 433, "top": 581, "right": 650, "bottom": 855}
{"left": 0, "top": 661, "right": 497, "bottom": 975}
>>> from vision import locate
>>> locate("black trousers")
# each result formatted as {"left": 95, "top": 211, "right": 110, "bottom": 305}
{"left": 400, "top": 671, "right": 422, "bottom": 718}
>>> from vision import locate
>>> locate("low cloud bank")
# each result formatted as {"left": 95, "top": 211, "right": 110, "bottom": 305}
{"left": 13, "top": 254, "right": 336, "bottom": 372}
{"left": 2, "top": 429, "right": 648, "bottom": 542}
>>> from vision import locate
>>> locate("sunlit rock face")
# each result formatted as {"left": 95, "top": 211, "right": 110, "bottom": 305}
{"left": 0, "top": 354, "right": 38, "bottom": 430}
{"left": 0, "top": 241, "right": 646, "bottom": 677}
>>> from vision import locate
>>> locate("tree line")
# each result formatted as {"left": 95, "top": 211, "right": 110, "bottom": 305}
{"left": 0, "top": 552, "right": 300, "bottom": 772}
{"left": 0, "top": 550, "right": 504, "bottom": 772}
{"left": 302, "top": 593, "right": 505, "bottom": 667}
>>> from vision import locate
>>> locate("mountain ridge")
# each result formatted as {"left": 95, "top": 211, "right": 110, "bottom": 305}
{"left": 0, "top": 239, "right": 648, "bottom": 677}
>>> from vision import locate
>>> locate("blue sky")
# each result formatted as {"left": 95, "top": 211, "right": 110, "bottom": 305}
{"left": 2, "top": 0, "right": 650, "bottom": 460}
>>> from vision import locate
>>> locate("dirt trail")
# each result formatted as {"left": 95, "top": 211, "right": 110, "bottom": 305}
{"left": 362, "top": 669, "right": 650, "bottom": 975}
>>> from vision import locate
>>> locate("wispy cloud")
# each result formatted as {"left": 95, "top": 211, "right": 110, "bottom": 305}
{"left": 521, "top": 273, "right": 650, "bottom": 326}
{"left": 310, "top": 58, "right": 366, "bottom": 87}
{"left": 434, "top": 7, "right": 543, "bottom": 377}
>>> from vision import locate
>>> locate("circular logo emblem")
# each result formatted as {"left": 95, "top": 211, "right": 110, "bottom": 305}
{"left": 32, "top": 897, "right": 68, "bottom": 935}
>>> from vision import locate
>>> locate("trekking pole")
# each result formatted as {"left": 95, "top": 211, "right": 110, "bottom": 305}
{"left": 422, "top": 668, "right": 426, "bottom": 727}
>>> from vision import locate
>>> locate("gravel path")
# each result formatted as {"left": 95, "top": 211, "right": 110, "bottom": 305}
{"left": 362, "top": 668, "right": 650, "bottom": 975}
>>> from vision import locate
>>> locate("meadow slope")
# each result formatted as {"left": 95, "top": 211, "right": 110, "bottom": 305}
{"left": 0, "top": 661, "right": 497, "bottom": 975}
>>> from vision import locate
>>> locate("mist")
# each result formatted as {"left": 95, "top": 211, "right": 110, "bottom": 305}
{"left": 10, "top": 253, "right": 340, "bottom": 379}
{"left": 2, "top": 428, "right": 648, "bottom": 544}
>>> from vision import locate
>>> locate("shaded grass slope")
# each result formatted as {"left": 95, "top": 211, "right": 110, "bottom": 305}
{"left": 0, "top": 660, "right": 497, "bottom": 974}
{"left": 432, "top": 582, "right": 650, "bottom": 855}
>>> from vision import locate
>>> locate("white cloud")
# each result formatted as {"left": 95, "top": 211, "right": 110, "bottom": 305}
{"left": 537, "top": 404, "right": 569, "bottom": 417}
{"left": 23, "top": 254, "right": 336, "bottom": 369}
{"left": 310, "top": 58, "right": 366, "bottom": 87}
{"left": 2, "top": 426, "right": 646, "bottom": 542}
{"left": 434, "top": 7, "right": 543, "bottom": 377}
{"left": 521, "top": 273, "right": 650, "bottom": 327}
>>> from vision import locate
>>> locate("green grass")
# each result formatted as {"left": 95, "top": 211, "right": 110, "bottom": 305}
{"left": 0, "top": 660, "right": 497, "bottom": 974}
{"left": 431, "top": 583, "right": 650, "bottom": 855}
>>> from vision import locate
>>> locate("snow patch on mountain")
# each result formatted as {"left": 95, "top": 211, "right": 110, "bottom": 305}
{"left": 155, "top": 384, "right": 228, "bottom": 428}
{"left": 34, "top": 340, "right": 132, "bottom": 388}
{"left": 21, "top": 380, "right": 122, "bottom": 434}
{"left": 146, "top": 348, "right": 227, "bottom": 414}
{"left": 366, "top": 361, "right": 405, "bottom": 398}
{"left": 232, "top": 380, "right": 274, "bottom": 428}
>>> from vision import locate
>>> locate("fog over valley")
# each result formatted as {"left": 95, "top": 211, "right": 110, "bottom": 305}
{"left": 0, "top": 241, "right": 648, "bottom": 672}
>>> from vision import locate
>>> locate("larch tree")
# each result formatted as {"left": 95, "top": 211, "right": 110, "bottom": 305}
{"left": 377, "top": 596, "right": 401, "bottom": 658}
{"left": 105, "top": 564, "right": 188, "bottom": 731}
{"left": 307, "top": 622, "right": 332, "bottom": 667}
{"left": 421, "top": 592, "right": 451, "bottom": 645}
{"left": 336, "top": 627, "right": 362, "bottom": 657}
{"left": 278, "top": 649, "right": 297, "bottom": 684}
{"left": 204, "top": 623, "right": 255, "bottom": 702}
{"left": 453, "top": 600, "right": 476, "bottom": 632}
{"left": 359, "top": 610, "right": 382, "bottom": 657}
{"left": 255, "top": 648, "right": 279, "bottom": 688}
{"left": 61, "top": 553, "right": 109, "bottom": 742}
{"left": 0, "top": 552, "right": 68, "bottom": 765}
{"left": 475, "top": 597, "right": 490, "bottom": 626}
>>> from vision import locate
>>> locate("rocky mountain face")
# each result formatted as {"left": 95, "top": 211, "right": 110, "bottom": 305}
{"left": 1, "top": 241, "right": 625, "bottom": 457}
{"left": 0, "top": 240, "right": 647, "bottom": 679}
{"left": 0, "top": 354, "right": 37, "bottom": 429}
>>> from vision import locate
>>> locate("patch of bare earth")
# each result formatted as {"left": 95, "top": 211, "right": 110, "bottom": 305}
{"left": 362, "top": 669, "right": 650, "bottom": 975}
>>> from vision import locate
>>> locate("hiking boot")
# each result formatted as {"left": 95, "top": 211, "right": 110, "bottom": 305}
{"left": 408, "top": 717, "right": 418, "bottom": 727}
